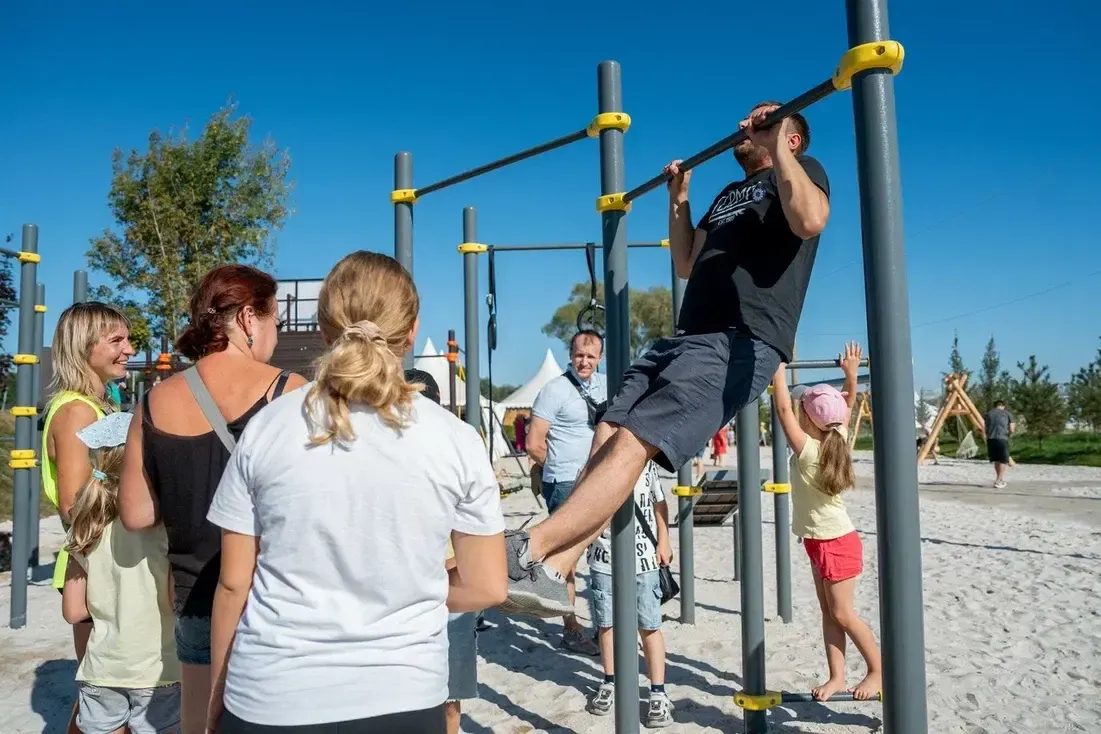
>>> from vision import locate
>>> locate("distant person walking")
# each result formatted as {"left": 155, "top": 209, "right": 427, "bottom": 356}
{"left": 984, "top": 400, "right": 1015, "bottom": 489}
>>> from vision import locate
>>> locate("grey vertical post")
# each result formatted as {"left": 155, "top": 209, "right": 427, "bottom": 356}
{"left": 10, "top": 223, "right": 39, "bottom": 628}
{"left": 73, "top": 270, "right": 88, "bottom": 303}
{"left": 732, "top": 512, "right": 741, "bottom": 581}
{"left": 670, "top": 262, "right": 695, "bottom": 624}
{"left": 597, "top": 59, "right": 638, "bottom": 734}
{"left": 846, "top": 0, "right": 928, "bottom": 730}
{"left": 28, "top": 283, "right": 45, "bottom": 570}
{"left": 770, "top": 399, "right": 792, "bottom": 623}
{"left": 736, "top": 401, "right": 766, "bottom": 733}
{"left": 461, "top": 208, "right": 481, "bottom": 434}
{"left": 394, "top": 152, "right": 414, "bottom": 369}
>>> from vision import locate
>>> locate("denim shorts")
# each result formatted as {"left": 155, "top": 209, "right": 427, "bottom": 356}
{"left": 174, "top": 615, "right": 211, "bottom": 666}
{"left": 447, "top": 612, "right": 478, "bottom": 701}
{"left": 588, "top": 570, "right": 662, "bottom": 631}
{"left": 601, "top": 330, "right": 781, "bottom": 472}
{"left": 77, "top": 683, "right": 181, "bottom": 734}
{"left": 542, "top": 480, "right": 576, "bottom": 514}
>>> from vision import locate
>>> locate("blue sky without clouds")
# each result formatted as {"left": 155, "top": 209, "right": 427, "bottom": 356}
{"left": 2, "top": 1, "right": 1098, "bottom": 392}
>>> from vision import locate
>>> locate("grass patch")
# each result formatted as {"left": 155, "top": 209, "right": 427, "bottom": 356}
{"left": 0, "top": 412, "right": 56, "bottom": 523}
{"left": 853, "top": 431, "right": 1101, "bottom": 467}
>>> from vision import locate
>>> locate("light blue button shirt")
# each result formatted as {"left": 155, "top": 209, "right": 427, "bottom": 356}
{"left": 531, "top": 369, "right": 608, "bottom": 483}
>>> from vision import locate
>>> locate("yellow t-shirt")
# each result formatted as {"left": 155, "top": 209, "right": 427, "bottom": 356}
{"left": 789, "top": 437, "right": 855, "bottom": 540}
{"left": 445, "top": 538, "right": 455, "bottom": 561}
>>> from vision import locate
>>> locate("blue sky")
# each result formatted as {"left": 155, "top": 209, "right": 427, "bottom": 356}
{"left": 2, "top": 1, "right": 1099, "bottom": 393}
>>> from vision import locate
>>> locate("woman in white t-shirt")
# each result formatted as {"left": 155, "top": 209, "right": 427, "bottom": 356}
{"left": 204, "top": 251, "right": 508, "bottom": 733}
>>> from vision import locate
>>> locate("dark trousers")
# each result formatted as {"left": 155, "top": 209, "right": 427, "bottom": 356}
{"left": 219, "top": 705, "right": 446, "bottom": 733}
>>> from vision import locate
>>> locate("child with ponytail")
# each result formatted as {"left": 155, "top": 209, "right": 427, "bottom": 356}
{"left": 771, "top": 342, "right": 882, "bottom": 703}
{"left": 62, "top": 411, "right": 181, "bottom": 734}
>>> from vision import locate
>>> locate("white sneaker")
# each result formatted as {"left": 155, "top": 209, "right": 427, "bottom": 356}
{"left": 587, "top": 682, "right": 615, "bottom": 716}
{"left": 645, "top": 690, "right": 675, "bottom": 728}
{"left": 994, "top": 480, "right": 1007, "bottom": 489}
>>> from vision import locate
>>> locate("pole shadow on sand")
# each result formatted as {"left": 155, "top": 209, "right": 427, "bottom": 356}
{"left": 30, "top": 658, "right": 77, "bottom": 734}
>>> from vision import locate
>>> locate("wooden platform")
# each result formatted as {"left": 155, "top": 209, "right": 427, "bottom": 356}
{"left": 688, "top": 468, "right": 773, "bottom": 527}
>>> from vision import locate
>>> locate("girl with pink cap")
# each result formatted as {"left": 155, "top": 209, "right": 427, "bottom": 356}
{"left": 771, "top": 342, "right": 882, "bottom": 703}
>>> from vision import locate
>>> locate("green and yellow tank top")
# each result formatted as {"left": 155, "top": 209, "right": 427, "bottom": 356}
{"left": 41, "top": 391, "right": 106, "bottom": 589}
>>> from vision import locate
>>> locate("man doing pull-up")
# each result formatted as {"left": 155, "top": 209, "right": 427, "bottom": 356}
{"left": 501, "top": 102, "right": 832, "bottom": 617}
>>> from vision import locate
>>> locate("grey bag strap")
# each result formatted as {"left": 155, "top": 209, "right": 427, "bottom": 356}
{"left": 182, "top": 366, "right": 236, "bottom": 452}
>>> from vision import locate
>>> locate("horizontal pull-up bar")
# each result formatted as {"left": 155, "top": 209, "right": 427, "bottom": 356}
{"left": 789, "top": 358, "right": 870, "bottom": 370}
{"left": 486, "top": 240, "right": 667, "bottom": 253}
{"left": 781, "top": 692, "right": 882, "bottom": 704}
{"left": 622, "top": 41, "right": 904, "bottom": 204}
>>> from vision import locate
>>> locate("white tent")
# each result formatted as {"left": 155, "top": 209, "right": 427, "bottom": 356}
{"left": 497, "top": 349, "right": 565, "bottom": 410}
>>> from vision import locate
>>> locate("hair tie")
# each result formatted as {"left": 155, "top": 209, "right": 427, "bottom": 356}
{"left": 92, "top": 469, "right": 108, "bottom": 481}
{"left": 342, "top": 320, "right": 387, "bottom": 346}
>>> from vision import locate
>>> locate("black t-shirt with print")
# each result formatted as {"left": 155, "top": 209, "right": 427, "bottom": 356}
{"left": 677, "top": 155, "right": 830, "bottom": 362}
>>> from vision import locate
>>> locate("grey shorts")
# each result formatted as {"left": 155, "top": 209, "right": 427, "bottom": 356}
{"left": 589, "top": 570, "right": 663, "bottom": 631}
{"left": 77, "top": 682, "right": 181, "bottom": 734}
{"left": 447, "top": 612, "right": 478, "bottom": 701}
{"left": 601, "top": 330, "right": 781, "bottom": 472}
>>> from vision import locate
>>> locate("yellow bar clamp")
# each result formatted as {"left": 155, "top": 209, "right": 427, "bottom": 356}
{"left": 17, "top": 252, "right": 42, "bottom": 264}
{"left": 763, "top": 482, "right": 791, "bottom": 494}
{"left": 586, "top": 112, "right": 632, "bottom": 138}
{"left": 35, "top": 304, "right": 47, "bottom": 313}
{"left": 832, "top": 40, "right": 905, "bottom": 91}
{"left": 766, "top": 384, "right": 774, "bottom": 394}
{"left": 390, "top": 188, "right": 418, "bottom": 204}
{"left": 10, "top": 406, "right": 37, "bottom": 417}
{"left": 660, "top": 239, "right": 670, "bottom": 248}
{"left": 10, "top": 448, "right": 36, "bottom": 469}
{"left": 13, "top": 353, "right": 38, "bottom": 365}
{"left": 457, "top": 243, "right": 488, "bottom": 254}
{"left": 734, "top": 691, "right": 782, "bottom": 711}
{"left": 672, "top": 485, "right": 703, "bottom": 497}
{"left": 596, "top": 193, "right": 631, "bottom": 213}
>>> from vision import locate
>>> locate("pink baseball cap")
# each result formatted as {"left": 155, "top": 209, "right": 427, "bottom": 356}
{"left": 793, "top": 383, "right": 849, "bottom": 431}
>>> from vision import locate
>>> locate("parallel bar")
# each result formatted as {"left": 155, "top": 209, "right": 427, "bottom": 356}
{"left": 10, "top": 223, "right": 39, "bottom": 628}
{"left": 462, "top": 208, "right": 481, "bottom": 435}
{"left": 416, "top": 128, "right": 589, "bottom": 197}
{"left": 788, "top": 358, "right": 869, "bottom": 370}
{"left": 0, "top": 298, "right": 19, "bottom": 309}
{"left": 394, "top": 153, "right": 414, "bottom": 370}
{"left": 782, "top": 692, "right": 880, "bottom": 704}
{"left": 770, "top": 400, "right": 792, "bottom": 624}
{"left": 736, "top": 401, "right": 766, "bottom": 734}
{"left": 624, "top": 80, "right": 837, "bottom": 203}
{"left": 488, "top": 241, "right": 666, "bottom": 253}
{"left": 73, "top": 270, "right": 88, "bottom": 304}
{"left": 0, "top": 247, "right": 21, "bottom": 259}
{"left": 671, "top": 261, "right": 695, "bottom": 624}
{"left": 28, "top": 282, "right": 45, "bottom": 570}
{"left": 598, "top": 60, "right": 639, "bottom": 734}
{"left": 847, "top": 0, "right": 928, "bottom": 731}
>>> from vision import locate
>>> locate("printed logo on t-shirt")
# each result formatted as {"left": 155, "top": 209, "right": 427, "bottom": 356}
{"left": 707, "top": 182, "right": 768, "bottom": 230}
{"left": 587, "top": 462, "right": 665, "bottom": 576}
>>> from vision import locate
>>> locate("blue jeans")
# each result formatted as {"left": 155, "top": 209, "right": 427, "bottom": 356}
{"left": 174, "top": 615, "right": 211, "bottom": 666}
{"left": 588, "top": 570, "right": 663, "bottom": 631}
{"left": 542, "top": 480, "right": 576, "bottom": 514}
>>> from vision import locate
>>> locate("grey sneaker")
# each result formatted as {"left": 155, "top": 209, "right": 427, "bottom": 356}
{"left": 562, "top": 627, "right": 600, "bottom": 656}
{"left": 645, "top": 691, "right": 674, "bottom": 728}
{"left": 497, "top": 530, "right": 573, "bottom": 618}
{"left": 587, "top": 682, "right": 615, "bottom": 716}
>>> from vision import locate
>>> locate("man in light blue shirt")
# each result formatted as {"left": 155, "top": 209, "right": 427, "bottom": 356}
{"left": 527, "top": 330, "right": 607, "bottom": 655}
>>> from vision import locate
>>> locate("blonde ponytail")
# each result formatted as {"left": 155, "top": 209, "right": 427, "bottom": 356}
{"left": 306, "top": 251, "right": 421, "bottom": 446}
{"left": 816, "top": 427, "right": 855, "bottom": 497}
{"left": 66, "top": 444, "right": 126, "bottom": 555}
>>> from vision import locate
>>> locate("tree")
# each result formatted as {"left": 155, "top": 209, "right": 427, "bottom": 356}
{"left": 941, "top": 332, "right": 972, "bottom": 440}
{"left": 0, "top": 241, "right": 15, "bottom": 394}
{"left": 480, "top": 378, "right": 520, "bottom": 403}
{"left": 87, "top": 100, "right": 292, "bottom": 347}
{"left": 1067, "top": 340, "right": 1101, "bottom": 431}
{"left": 543, "top": 282, "right": 673, "bottom": 358}
{"left": 976, "top": 336, "right": 1012, "bottom": 413}
{"left": 1010, "top": 355, "right": 1067, "bottom": 447}
{"left": 916, "top": 388, "right": 934, "bottom": 429}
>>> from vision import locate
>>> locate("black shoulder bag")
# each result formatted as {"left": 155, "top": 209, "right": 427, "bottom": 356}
{"left": 562, "top": 370, "right": 607, "bottom": 428}
{"left": 633, "top": 503, "right": 679, "bottom": 605}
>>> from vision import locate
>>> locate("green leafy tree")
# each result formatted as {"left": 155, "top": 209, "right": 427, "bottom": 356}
{"left": 1010, "top": 355, "right": 1067, "bottom": 448}
{"left": 941, "top": 332, "right": 971, "bottom": 440}
{"left": 916, "top": 388, "right": 934, "bottom": 429}
{"left": 0, "top": 240, "right": 16, "bottom": 393}
{"left": 87, "top": 100, "right": 292, "bottom": 346}
{"left": 543, "top": 282, "right": 673, "bottom": 359}
{"left": 1067, "top": 340, "right": 1101, "bottom": 431}
{"left": 480, "top": 378, "right": 520, "bottom": 403}
{"left": 976, "top": 336, "right": 1012, "bottom": 413}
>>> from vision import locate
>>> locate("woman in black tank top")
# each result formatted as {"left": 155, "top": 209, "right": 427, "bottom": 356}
{"left": 119, "top": 265, "right": 305, "bottom": 734}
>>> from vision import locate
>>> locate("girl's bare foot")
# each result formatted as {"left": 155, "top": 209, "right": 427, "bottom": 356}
{"left": 850, "top": 670, "right": 882, "bottom": 701}
{"left": 811, "top": 677, "right": 847, "bottom": 701}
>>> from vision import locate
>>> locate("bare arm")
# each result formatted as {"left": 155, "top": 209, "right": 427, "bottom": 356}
{"left": 655, "top": 500, "right": 672, "bottom": 565}
{"left": 447, "top": 530, "right": 507, "bottom": 613}
{"left": 119, "top": 401, "right": 159, "bottom": 531}
{"left": 49, "top": 402, "right": 100, "bottom": 521}
{"left": 839, "top": 342, "right": 863, "bottom": 418}
{"left": 208, "top": 531, "right": 258, "bottom": 732}
{"left": 771, "top": 363, "right": 808, "bottom": 455}
{"left": 665, "top": 159, "right": 708, "bottom": 279}
{"left": 773, "top": 146, "right": 830, "bottom": 239}
{"left": 61, "top": 559, "right": 89, "bottom": 624}
{"left": 525, "top": 417, "right": 551, "bottom": 466}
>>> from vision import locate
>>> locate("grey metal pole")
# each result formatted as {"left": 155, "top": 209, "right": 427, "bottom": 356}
{"left": 670, "top": 262, "right": 695, "bottom": 624}
{"left": 736, "top": 401, "right": 766, "bottom": 733}
{"left": 28, "top": 282, "right": 45, "bottom": 571}
{"left": 73, "top": 270, "right": 87, "bottom": 303}
{"left": 597, "top": 59, "right": 638, "bottom": 734}
{"left": 732, "top": 511, "right": 741, "bottom": 581}
{"left": 846, "top": 1, "right": 928, "bottom": 730}
{"left": 770, "top": 399, "right": 793, "bottom": 624}
{"left": 394, "top": 152, "right": 414, "bottom": 370}
{"left": 10, "top": 223, "right": 39, "bottom": 628}
{"left": 461, "top": 207, "right": 482, "bottom": 435}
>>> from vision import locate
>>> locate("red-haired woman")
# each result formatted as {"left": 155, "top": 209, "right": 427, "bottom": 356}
{"left": 119, "top": 265, "right": 307, "bottom": 734}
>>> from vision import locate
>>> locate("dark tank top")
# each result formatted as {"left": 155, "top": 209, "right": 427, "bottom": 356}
{"left": 142, "top": 371, "right": 290, "bottom": 617}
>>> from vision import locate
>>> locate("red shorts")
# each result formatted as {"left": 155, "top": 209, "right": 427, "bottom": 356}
{"left": 803, "top": 531, "right": 864, "bottom": 582}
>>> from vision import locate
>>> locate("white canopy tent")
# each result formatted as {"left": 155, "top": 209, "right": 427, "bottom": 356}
{"left": 497, "top": 349, "right": 565, "bottom": 411}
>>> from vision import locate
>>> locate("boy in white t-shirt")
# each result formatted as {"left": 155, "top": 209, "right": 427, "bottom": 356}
{"left": 584, "top": 461, "right": 675, "bottom": 728}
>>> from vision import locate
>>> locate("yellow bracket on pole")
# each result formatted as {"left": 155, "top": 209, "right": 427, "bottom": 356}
{"left": 832, "top": 41, "right": 905, "bottom": 90}
{"left": 13, "top": 354, "right": 38, "bottom": 365}
{"left": 17, "top": 252, "right": 41, "bottom": 264}
{"left": 766, "top": 384, "right": 775, "bottom": 394}
{"left": 34, "top": 304, "right": 46, "bottom": 313}
{"left": 390, "top": 188, "right": 418, "bottom": 204}
{"left": 586, "top": 112, "right": 632, "bottom": 137}
{"left": 10, "top": 449, "right": 36, "bottom": 469}
{"left": 10, "top": 406, "right": 37, "bottom": 417}
{"left": 660, "top": 239, "right": 670, "bottom": 248}
{"left": 763, "top": 482, "right": 791, "bottom": 494}
{"left": 672, "top": 486, "right": 702, "bottom": 497}
{"left": 734, "top": 691, "right": 782, "bottom": 711}
{"left": 457, "top": 243, "right": 488, "bottom": 254}
{"left": 596, "top": 193, "right": 631, "bottom": 213}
